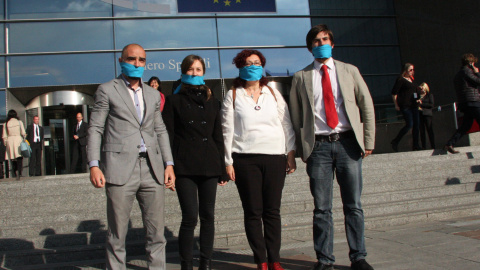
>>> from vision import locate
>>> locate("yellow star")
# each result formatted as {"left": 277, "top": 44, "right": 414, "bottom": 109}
{"left": 236, "top": 0, "right": 241, "bottom": 3}
{"left": 224, "top": 0, "right": 231, "bottom": 6}
{"left": 213, "top": 0, "right": 219, "bottom": 3}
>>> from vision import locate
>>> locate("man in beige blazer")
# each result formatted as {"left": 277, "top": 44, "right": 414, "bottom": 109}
{"left": 88, "top": 43, "right": 175, "bottom": 269}
{"left": 289, "top": 25, "right": 375, "bottom": 270}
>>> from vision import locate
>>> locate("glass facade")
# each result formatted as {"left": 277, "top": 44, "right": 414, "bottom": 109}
{"left": 1, "top": 0, "right": 401, "bottom": 123}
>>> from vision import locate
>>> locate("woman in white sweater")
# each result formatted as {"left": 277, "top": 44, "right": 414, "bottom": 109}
{"left": 221, "top": 49, "right": 296, "bottom": 270}
{"left": 3, "top": 110, "right": 26, "bottom": 180}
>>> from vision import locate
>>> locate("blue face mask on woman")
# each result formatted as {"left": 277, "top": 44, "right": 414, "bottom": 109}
{"left": 239, "top": 65, "right": 264, "bottom": 81}
{"left": 120, "top": 62, "right": 145, "bottom": 78}
{"left": 312, "top": 44, "right": 333, "bottom": 59}
{"left": 173, "top": 74, "right": 206, "bottom": 94}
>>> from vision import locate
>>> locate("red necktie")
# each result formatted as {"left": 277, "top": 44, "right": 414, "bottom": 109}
{"left": 321, "top": 65, "right": 339, "bottom": 129}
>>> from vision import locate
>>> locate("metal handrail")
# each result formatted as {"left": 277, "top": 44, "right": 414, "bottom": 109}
{"left": 375, "top": 102, "right": 456, "bottom": 124}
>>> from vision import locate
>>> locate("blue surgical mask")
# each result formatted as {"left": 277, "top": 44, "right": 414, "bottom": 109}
{"left": 312, "top": 44, "right": 333, "bottom": 59}
{"left": 173, "top": 74, "right": 206, "bottom": 94}
{"left": 239, "top": 65, "right": 264, "bottom": 81}
{"left": 181, "top": 74, "right": 205, "bottom": 85}
{"left": 120, "top": 62, "right": 144, "bottom": 78}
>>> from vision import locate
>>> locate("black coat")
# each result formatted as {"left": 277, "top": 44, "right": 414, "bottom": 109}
{"left": 26, "top": 124, "right": 44, "bottom": 144}
{"left": 419, "top": 93, "right": 434, "bottom": 116}
{"left": 163, "top": 89, "right": 227, "bottom": 180}
{"left": 454, "top": 65, "right": 480, "bottom": 105}
{"left": 73, "top": 121, "right": 88, "bottom": 146}
{"left": 391, "top": 77, "right": 420, "bottom": 109}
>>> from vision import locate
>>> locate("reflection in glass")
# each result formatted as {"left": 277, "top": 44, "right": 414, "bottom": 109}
{"left": 220, "top": 48, "right": 313, "bottom": 79}
{"left": 7, "top": 0, "right": 112, "bottom": 19}
{"left": 333, "top": 46, "right": 400, "bottom": 75}
{"left": 0, "top": 24, "right": 4, "bottom": 54}
{"left": 116, "top": 50, "right": 221, "bottom": 81}
{"left": 9, "top": 53, "right": 115, "bottom": 87}
{"left": 113, "top": 0, "right": 174, "bottom": 17}
{"left": 115, "top": 19, "right": 217, "bottom": 49}
{"left": 218, "top": 18, "right": 310, "bottom": 47}
{"left": 0, "top": 57, "right": 5, "bottom": 88}
{"left": 0, "top": 91, "right": 5, "bottom": 122}
{"left": 9, "top": 21, "right": 114, "bottom": 53}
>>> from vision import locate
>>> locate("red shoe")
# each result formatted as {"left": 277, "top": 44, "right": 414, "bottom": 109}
{"left": 268, "top": 262, "right": 284, "bottom": 270}
{"left": 257, "top": 262, "right": 268, "bottom": 270}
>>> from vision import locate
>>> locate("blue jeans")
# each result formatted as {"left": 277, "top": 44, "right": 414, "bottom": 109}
{"left": 392, "top": 107, "right": 420, "bottom": 149}
{"left": 306, "top": 137, "right": 366, "bottom": 264}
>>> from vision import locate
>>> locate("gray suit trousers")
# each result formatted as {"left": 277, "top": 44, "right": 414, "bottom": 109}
{"left": 105, "top": 156, "right": 166, "bottom": 270}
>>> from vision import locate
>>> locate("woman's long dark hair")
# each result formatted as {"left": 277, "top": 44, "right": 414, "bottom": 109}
{"left": 147, "top": 76, "right": 162, "bottom": 92}
{"left": 6, "top": 110, "right": 18, "bottom": 125}
{"left": 180, "top": 55, "right": 212, "bottom": 100}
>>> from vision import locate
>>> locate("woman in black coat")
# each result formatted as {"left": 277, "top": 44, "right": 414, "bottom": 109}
{"left": 417, "top": 82, "right": 436, "bottom": 149}
{"left": 162, "top": 55, "right": 227, "bottom": 270}
{"left": 391, "top": 63, "right": 422, "bottom": 151}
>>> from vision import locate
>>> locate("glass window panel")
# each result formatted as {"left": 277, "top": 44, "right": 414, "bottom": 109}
{"left": 7, "top": 0, "right": 112, "bottom": 19}
{"left": 115, "top": 19, "right": 217, "bottom": 49}
{"left": 0, "top": 91, "right": 5, "bottom": 122}
{"left": 311, "top": 18, "right": 398, "bottom": 45}
{"left": 217, "top": 18, "right": 311, "bottom": 47}
{"left": 113, "top": 0, "right": 309, "bottom": 17}
{"left": 9, "top": 21, "right": 114, "bottom": 53}
{"left": 0, "top": 0, "right": 4, "bottom": 19}
{"left": 9, "top": 53, "right": 116, "bottom": 87}
{"left": 0, "top": 24, "right": 4, "bottom": 53}
{"left": 220, "top": 48, "right": 313, "bottom": 79}
{"left": 117, "top": 50, "right": 220, "bottom": 81}
{"left": 0, "top": 57, "right": 5, "bottom": 88}
{"left": 333, "top": 46, "right": 401, "bottom": 75}
{"left": 310, "top": 0, "right": 394, "bottom": 16}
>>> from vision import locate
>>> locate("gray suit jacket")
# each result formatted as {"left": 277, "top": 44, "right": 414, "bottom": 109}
{"left": 87, "top": 75, "right": 173, "bottom": 185}
{"left": 289, "top": 60, "right": 375, "bottom": 160}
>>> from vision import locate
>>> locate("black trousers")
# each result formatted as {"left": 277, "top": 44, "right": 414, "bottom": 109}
{"left": 447, "top": 106, "right": 480, "bottom": 147}
{"left": 29, "top": 142, "right": 42, "bottom": 176}
{"left": 70, "top": 141, "right": 87, "bottom": 173}
{"left": 233, "top": 153, "right": 286, "bottom": 264}
{"left": 419, "top": 113, "right": 435, "bottom": 149}
{"left": 11, "top": 157, "right": 23, "bottom": 177}
{"left": 176, "top": 175, "right": 218, "bottom": 261}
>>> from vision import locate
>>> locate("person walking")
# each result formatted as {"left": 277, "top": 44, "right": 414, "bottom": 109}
{"left": 3, "top": 110, "right": 26, "bottom": 180}
{"left": 391, "top": 63, "right": 421, "bottom": 151}
{"left": 444, "top": 53, "right": 480, "bottom": 154}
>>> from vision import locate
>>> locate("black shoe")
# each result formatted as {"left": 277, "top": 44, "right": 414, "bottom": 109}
{"left": 180, "top": 260, "right": 193, "bottom": 270}
{"left": 391, "top": 140, "right": 398, "bottom": 152}
{"left": 312, "top": 261, "right": 334, "bottom": 270}
{"left": 444, "top": 145, "right": 459, "bottom": 154}
{"left": 199, "top": 258, "right": 211, "bottom": 270}
{"left": 351, "top": 259, "right": 374, "bottom": 270}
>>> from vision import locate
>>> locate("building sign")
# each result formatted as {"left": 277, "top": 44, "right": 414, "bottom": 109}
{"left": 177, "top": 0, "right": 276, "bottom": 13}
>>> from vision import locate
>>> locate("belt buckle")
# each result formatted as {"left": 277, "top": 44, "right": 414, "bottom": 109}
{"left": 329, "top": 133, "right": 340, "bottom": 142}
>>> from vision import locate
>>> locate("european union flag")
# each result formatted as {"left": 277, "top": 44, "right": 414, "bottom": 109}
{"left": 178, "top": 0, "right": 276, "bottom": 13}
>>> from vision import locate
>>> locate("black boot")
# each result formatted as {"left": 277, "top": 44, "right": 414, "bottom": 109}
{"left": 180, "top": 260, "right": 193, "bottom": 270}
{"left": 199, "top": 258, "right": 211, "bottom": 270}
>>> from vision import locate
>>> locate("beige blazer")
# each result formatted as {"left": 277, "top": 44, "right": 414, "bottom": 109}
{"left": 3, "top": 118, "right": 26, "bottom": 160}
{"left": 289, "top": 60, "right": 375, "bottom": 160}
{"left": 87, "top": 76, "right": 173, "bottom": 185}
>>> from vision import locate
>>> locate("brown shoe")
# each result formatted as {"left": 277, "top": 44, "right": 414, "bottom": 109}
{"left": 444, "top": 145, "right": 459, "bottom": 154}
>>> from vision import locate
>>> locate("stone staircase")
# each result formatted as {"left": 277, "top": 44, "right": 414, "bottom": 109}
{"left": 1, "top": 146, "right": 480, "bottom": 269}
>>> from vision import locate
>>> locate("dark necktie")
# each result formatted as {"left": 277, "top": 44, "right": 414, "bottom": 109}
{"left": 76, "top": 123, "right": 80, "bottom": 132}
{"left": 35, "top": 125, "right": 39, "bottom": 142}
{"left": 321, "top": 65, "right": 339, "bottom": 129}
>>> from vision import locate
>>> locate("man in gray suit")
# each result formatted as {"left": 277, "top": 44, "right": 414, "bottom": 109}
{"left": 88, "top": 43, "right": 175, "bottom": 269}
{"left": 289, "top": 25, "right": 375, "bottom": 270}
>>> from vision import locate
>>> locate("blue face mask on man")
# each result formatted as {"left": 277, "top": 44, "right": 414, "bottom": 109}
{"left": 312, "top": 44, "right": 333, "bottom": 59}
{"left": 239, "top": 65, "right": 264, "bottom": 81}
{"left": 120, "top": 62, "right": 144, "bottom": 78}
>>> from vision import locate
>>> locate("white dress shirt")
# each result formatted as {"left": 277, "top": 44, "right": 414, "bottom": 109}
{"left": 33, "top": 124, "right": 40, "bottom": 142}
{"left": 312, "top": 58, "right": 352, "bottom": 135}
{"left": 221, "top": 86, "right": 296, "bottom": 166}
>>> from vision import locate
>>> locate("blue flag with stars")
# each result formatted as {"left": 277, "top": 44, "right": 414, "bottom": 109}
{"left": 177, "top": 0, "right": 276, "bottom": 13}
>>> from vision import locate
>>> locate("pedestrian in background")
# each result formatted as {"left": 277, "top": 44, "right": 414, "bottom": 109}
{"left": 148, "top": 76, "right": 165, "bottom": 112}
{"left": 3, "top": 110, "right": 26, "bottom": 180}
{"left": 417, "top": 82, "right": 435, "bottom": 149}
{"left": 391, "top": 63, "right": 421, "bottom": 151}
